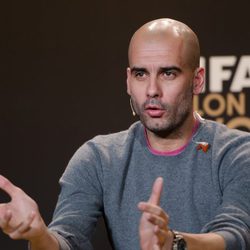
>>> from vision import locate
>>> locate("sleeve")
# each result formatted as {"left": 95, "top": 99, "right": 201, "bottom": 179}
{"left": 201, "top": 135, "right": 250, "bottom": 250}
{"left": 48, "top": 141, "right": 104, "bottom": 250}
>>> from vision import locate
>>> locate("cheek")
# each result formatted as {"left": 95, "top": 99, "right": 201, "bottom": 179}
{"left": 162, "top": 82, "right": 192, "bottom": 105}
{"left": 161, "top": 84, "right": 182, "bottom": 102}
{"left": 129, "top": 84, "right": 146, "bottom": 103}
{"left": 175, "top": 86, "right": 193, "bottom": 106}
{"left": 133, "top": 93, "right": 145, "bottom": 108}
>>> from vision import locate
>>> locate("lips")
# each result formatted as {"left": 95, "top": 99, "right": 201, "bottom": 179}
{"left": 145, "top": 105, "right": 165, "bottom": 117}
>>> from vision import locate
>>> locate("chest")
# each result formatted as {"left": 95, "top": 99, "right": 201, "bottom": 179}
{"left": 103, "top": 150, "right": 222, "bottom": 234}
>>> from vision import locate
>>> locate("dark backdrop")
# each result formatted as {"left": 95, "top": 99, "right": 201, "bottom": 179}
{"left": 1, "top": 0, "right": 250, "bottom": 249}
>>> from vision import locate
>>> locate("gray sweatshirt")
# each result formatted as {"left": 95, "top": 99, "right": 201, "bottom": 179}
{"left": 49, "top": 120, "right": 250, "bottom": 250}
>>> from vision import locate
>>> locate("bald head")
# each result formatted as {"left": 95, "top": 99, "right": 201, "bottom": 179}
{"left": 128, "top": 18, "right": 200, "bottom": 70}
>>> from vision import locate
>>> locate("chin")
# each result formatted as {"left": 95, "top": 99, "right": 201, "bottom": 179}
{"left": 141, "top": 113, "right": 184, "bottom": 136}
{"left": 150, "top": 124, "right": 174, "bottom": 133}
{"left": 144, "top": 119, "right": 175, "bottom": 134}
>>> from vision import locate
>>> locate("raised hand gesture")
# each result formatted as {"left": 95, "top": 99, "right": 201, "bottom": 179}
{"left": 0, "top": 175, "right": 46, "bottom": 241}
{"left": 138, "top": 177, "right": 173, "bottom": 250}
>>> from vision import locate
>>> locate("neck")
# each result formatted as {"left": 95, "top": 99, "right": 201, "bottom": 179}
{"left": 146, "top": 113, "right": 197, "bottom": 153}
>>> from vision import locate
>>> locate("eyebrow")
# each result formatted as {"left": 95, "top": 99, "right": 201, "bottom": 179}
{"left": 130, "top": 67, "right": 148, "bottom": 74}
{"left": 130, "top": 66, "right": 182, "bottom": 74}
{"left": 159, "top": 66, "right": 182, "bottom": 73}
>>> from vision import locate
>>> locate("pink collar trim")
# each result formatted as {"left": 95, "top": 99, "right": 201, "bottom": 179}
{"left": 145, "top": 120, "right": 200, "bottom": 156}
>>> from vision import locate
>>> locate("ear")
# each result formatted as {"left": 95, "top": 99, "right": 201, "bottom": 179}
{"left": 126, "top": 67, "right": 132, "bottom": 95}
{"left": 193, "top": 67, "right": 205, "bottom": 95}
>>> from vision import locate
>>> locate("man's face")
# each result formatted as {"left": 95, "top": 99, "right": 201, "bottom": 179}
{"left": 127, "top": 36, "right": 198, "bottom": 136}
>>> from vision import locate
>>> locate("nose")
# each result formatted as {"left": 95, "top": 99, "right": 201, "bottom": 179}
{"left": 146, "top": 76, "right": 161, "bottom": 98}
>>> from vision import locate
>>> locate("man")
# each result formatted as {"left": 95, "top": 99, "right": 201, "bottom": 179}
{"left": 1, "top": 18, "right": 250, "bottom": 250}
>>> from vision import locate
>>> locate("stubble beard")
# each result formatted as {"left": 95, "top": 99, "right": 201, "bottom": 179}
{"left": 133, "top": 90, "right": 193, "bottom": 138}
{"left": 141, "top": 106, "right": 191, "bottom": 138}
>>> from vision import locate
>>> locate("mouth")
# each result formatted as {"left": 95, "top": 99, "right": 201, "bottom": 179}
{"left": 145, "top": 105, "right": 165, "bottom": 117}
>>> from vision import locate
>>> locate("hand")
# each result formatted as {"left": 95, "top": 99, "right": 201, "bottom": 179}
{"left": 138, "top": 177, "right": 173, "bottom": 250}
{"left": 0, "top": 175, "right": 47, "bottom": 241}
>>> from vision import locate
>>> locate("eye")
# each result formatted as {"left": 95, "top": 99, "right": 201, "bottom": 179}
{"left": 162, "top": 70, "right": 177, "bottom": 80}
{"left": 135, "top": 71, "right": 145, "bottom": 77}
{"left": 133, "top": 70, "right": 147, "bottom": 80}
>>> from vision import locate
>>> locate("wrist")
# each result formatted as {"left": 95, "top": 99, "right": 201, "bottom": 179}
{"left": 163, "top": 229, "right": 175, "bottom": 250}
{"left": 29, "top": 227, "right": 59, "bottom": 250}
{"left": 29, "top": 228, "right": 49, "bottom": 245}
{"left": 172, "top": 230, "right": 187, "bottom": 250}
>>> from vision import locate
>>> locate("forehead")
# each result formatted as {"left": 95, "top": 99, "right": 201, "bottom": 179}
{"left": 129, "top": 37, "right": 185, "bottom": 68}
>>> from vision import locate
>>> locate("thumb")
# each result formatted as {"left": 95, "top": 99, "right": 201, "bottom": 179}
{"left": 0, "top": 175, "right": 17, "bottom": 198}
{"left": 148, "top": 177, "right": 164, "bottom": 205}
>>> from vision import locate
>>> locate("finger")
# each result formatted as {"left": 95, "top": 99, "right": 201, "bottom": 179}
{"left": 0, "top": 175, "right": 17, "bottom": 198}
{"left": 0, "top": 209, "right": 12, "bottom": 230}
{"left": 8, "top": 211, "right": 35, "bottom": 239}
{"left": 148, "top": 177, "right": 164, "bottom": 205}
{"left": 147, "top": 213, "right": 167, "bottom": 229}
{"left": 18, "top": 211, "right": 35, "bottom": 234}
{"left": 153, "top": 245, "right": 160, "bottom": 250}
{"left": 154, "top": 226, "right": 168, "bottom": 244}
{"left": 138, "top": 202, "right": 169, "bottom": 221}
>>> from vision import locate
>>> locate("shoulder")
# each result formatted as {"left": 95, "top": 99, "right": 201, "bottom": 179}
{"left": 62, "top": 122, "right": 143, "bottom": 180}
{"left": 197, "top": 119, "right": 250, "bottom": 145}
{"left": 199, "top": 120, "right": 250, "bottom": 170}
{"left": 72, "top": 121, "right": 143, "bottom": 161}
{"left": 194, "top": 119, "right": 250, "bottom": 166}
{"left": 90, "top": 121, "right": 143, "bottom": 148}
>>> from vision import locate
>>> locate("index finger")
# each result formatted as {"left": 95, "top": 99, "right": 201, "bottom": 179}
{"left": 0, "top": 175, "right": 17, "bottom": 198}
{"left": 148, "top": 177, "right": 164, "bottom": 205}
